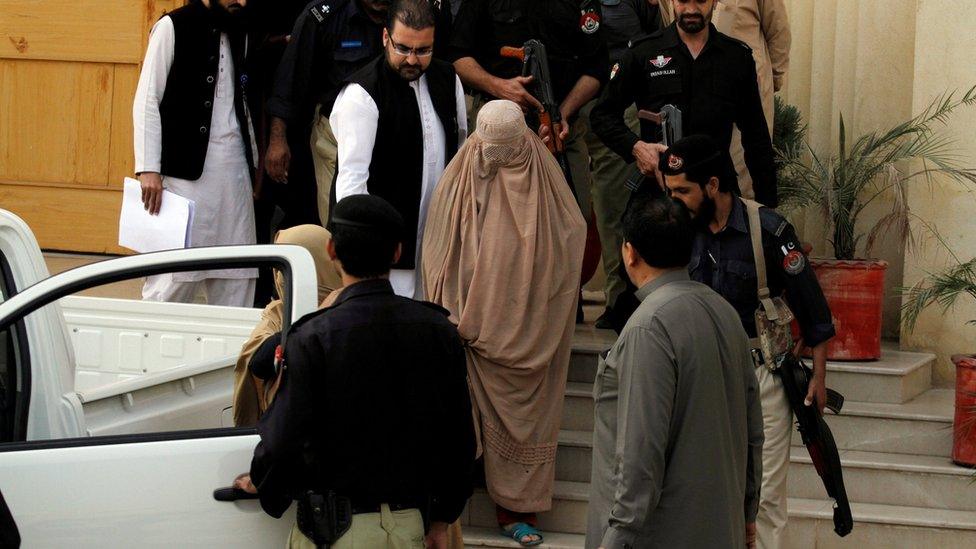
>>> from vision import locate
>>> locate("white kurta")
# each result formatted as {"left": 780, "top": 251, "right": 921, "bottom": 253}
{"left": 133, "top": 16, "right": 257, "bottom": 283}
{"left": 330, "top": 73, "right": 467, "bottom": 300}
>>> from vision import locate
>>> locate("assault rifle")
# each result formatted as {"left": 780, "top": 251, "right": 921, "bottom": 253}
{"left": 500, "top": 39, "right": 576, "bottom": 198}
{"left": 777, "top": 351, "right": 853, "bottom": 537}
{"left": 625, "top": 104, "right": 683, "bottom": 193}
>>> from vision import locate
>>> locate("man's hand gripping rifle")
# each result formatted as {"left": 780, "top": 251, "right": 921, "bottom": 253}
{"left": 625, "top": 104, "right": 683, "bottom": 194}
{"left": 500, "top": 39, "right": 577, "bottom": 198}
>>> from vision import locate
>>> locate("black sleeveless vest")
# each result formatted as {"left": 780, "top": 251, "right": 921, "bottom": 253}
{"left": 342, "top": 55, "right": 460, "bottom": 270}
{"left": 158, "top": 0, "right": 254, "bottom": 181}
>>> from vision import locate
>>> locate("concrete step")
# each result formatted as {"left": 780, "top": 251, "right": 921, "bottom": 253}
{"left": 789, "top": 448, "right": 976, "bottom": 512}
{"left": 560, "top": 382, "right": 594, "bottom": 432}
{"left": 821, "top": 349, "right": 934, "bottom": 404}
{"left": 464, "top": 481, "right": 590, "bottom": 535}
{"left": 462, "top": 526, "right": 584, "bottom": 548}
{"left": 786, "top": 498, "right": 976, "bottom": 548}
{"left": 561, "top": 385, "right": 955, "bottom": 457}
{"left": 465, "top": 481, "right": 976, "bottom": 547}
{"left": 569, "top": 330, "right": 936, "bottom": 404}
{"left": 556, "top": 430, "right": 975, "bottom": 513}
{"left": 567, "top": 325, "right": 614, "bottom": 385}
{"left": 793, "top": 389, "right": 954, "bottom": 457}
{"left": 555, "top": 429, "right": 593, "bottom": 483}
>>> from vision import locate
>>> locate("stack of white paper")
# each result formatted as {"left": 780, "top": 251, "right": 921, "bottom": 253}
{"left": 118, "top": 177, "right": 195, "bottom": 253}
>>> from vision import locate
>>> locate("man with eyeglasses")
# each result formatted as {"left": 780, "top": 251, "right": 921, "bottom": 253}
{"left": 329, "top": 0, "right": 467, "bottom": 300}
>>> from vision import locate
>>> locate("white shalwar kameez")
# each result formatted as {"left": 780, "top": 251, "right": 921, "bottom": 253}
{"left": 134, "top": 16, "right": 257, "bottom": 307}
{"left": 330, "top": 73, "right": 467, "bottom": 300}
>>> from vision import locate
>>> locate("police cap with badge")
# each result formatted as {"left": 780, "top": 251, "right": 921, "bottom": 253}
{"left": 658, "top": 134, "right": 737, "bottom": 192}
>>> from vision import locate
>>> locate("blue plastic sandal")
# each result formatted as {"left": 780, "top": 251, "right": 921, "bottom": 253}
{"left": 501, "top": 522, "right": 544, "bottom": 547}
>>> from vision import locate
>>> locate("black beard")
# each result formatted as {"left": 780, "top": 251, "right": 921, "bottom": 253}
{"left": 693, "top": 194, "right": 717, "bottom": 231}
{"left": 678, "top": 13, "right": 708, "bottom": 34}
{"left": 387, "top": 54, "right": 425, "bottom": 81}
{"left": 207, "top": 1, "right": 245, "bottom": 31}
{"left": 397, "top": 63, "right": 424, "bottom": 81}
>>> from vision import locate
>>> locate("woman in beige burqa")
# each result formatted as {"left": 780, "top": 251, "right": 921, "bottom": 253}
{"left": 232, "top": 225, "right": 342, "bottom": 427}
{"left": 423, "top": 100, "right": 586, "bottom": 545}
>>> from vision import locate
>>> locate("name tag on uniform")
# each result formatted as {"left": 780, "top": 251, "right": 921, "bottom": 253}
{"left": 340, "top": 40, "right": 363, "bottom": 48}
{"left": 648, "top": 68, "right": 677, "bottom": 78}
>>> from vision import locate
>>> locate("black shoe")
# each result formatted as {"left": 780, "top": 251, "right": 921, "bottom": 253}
{"left": 594, "top": 307, "right": 614, "bottom": 330}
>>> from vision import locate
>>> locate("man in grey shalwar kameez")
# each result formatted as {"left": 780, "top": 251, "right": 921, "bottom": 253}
{"left": 586, "top": 198, "right": 764, "bottom": 549}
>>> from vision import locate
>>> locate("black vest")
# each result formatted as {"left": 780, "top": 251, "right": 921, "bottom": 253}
{"left": 341, "top": 55, "right": 460, "bottom": 270}
{"left": 158, "top": 1, "right": 254, "bottom": 181}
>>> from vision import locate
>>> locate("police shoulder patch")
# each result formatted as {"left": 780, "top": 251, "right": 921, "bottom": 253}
{"left": 783, "top": 249, "right": 805, "bottom": 275}
{"left": 309, "top": 0, "right": 339, "bottom": 24}
{"left": 580, "top": 9, "right": 601, "bottom": 34}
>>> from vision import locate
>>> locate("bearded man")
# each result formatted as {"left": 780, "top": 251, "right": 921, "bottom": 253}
{"left": 592, "top": 0, "right": 775, "bottom": 207}
{"left": 329, "top": 0, "right": 467, "bottom": 300}
{"left": 133, "top": 0, "right": 258, "bottom": 306}
{"left": 590, "top": 0, "right": 777, "bottom": 331}
{"left": 664, "top": 135, "right": 834, "bottom": 549}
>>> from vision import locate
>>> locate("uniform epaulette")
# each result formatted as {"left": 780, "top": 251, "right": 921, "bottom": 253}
{"left": 629, "top": 28, "right": 665, "bottom": 48}
{"left": 757, "top": 206, "right": 790, "bottom": 237}
{"left": 721, "top": 33, "right": 753, "bottom": 53}
{"left": 308, "top": 0, "right": 344, "bottom": 24}
{"left": 288, "top": 304, "right": 333, "bottom": 332}
{"left": 418, "top": 300, "right": 452, "bottom": 317}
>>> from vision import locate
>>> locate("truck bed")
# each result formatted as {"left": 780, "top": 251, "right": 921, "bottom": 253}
{"left": 60, "top": 296, "right": 262, "bottom": 435}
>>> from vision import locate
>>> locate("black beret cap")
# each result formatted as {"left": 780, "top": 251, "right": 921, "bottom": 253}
{"left": 659, "top": 134, "right": 724, "bottom": 176}
{"left": 331, "top": 195, "right": 405, "bottom": 237}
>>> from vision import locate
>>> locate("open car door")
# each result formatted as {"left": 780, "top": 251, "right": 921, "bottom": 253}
{"left": 0, "top": 245, "right": 317, "bottom": 546}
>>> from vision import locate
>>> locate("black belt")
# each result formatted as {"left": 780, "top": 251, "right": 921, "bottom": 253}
{"left": 350, "top": 501, "right": 423, "bottom": 515}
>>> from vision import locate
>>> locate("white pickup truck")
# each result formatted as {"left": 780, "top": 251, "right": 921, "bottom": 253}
{"left": 0, "top": 208, "right": 320, "bottom": 546}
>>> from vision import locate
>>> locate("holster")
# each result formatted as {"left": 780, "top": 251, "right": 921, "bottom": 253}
{"left": 296, "top": 490, "right": 353, "bottom": 548}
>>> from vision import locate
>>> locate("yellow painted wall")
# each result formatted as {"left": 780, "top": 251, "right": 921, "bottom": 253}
{"left": 0, "top": 1, "right": 182, "bottom": 253}
{"left": 778, "top": 0, "right": 976, "bottom": 383}
{"left": 779, "top": 0, "right": 918, "bottom": 340}
{"left": 902, "top": 0, "right": 976, "bottom": 385}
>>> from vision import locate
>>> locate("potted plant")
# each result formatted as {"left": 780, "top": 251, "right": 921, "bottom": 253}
{"left": 773, "top": 96, "right": 807, "bottom": 180}
{"left": 775, "top": 87, "right": 976, "bottom": 360}
{"left": 902, "top": 257, "right": 976, "bottom": 467}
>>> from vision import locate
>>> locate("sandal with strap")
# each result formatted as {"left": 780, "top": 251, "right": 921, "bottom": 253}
{"left": 501, "top": 522, "right": 544, "bottom": 547}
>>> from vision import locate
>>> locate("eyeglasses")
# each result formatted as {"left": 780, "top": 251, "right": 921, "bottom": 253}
{"left": 388, "top": 37, "right": 434, "bottom": 58}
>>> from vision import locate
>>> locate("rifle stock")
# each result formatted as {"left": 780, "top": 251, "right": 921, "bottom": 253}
{"left": 778, "top": 352, "right": 853, "bottom": 537}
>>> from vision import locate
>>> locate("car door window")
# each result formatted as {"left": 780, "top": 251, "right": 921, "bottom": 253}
{"left": 0, "top": 252, "right": 26, "bottom": 444}
{"left": 0, "top": 247, "right": 315, "bottom": 448}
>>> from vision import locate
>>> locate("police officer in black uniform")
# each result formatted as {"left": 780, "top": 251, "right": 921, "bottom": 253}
{"left": 249, "top": 194, "right": 475, "bottom": 548}
{"left": 601, "top": 0, "right": 662, "bottom": 56}
{"left": 584, "top": 0, "right": 662, "bottom": 329}
{"left": 661, "top": 135, "right": 833, "bottom": 547}
{"left": 263, "top": 0, "right": 390, "bottom": 228}
{"left": 447, "top": 0, "right": 609, "bottom": 201}
{"left": 591, "top": 0, "right": 777, "bottom": 207}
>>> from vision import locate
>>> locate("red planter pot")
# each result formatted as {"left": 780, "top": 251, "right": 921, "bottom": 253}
{"left": 952, "top": 354, "right": 976, "bottom": 468}
{"left": 809, "top": 258, "right": 888, "bottom": 361}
